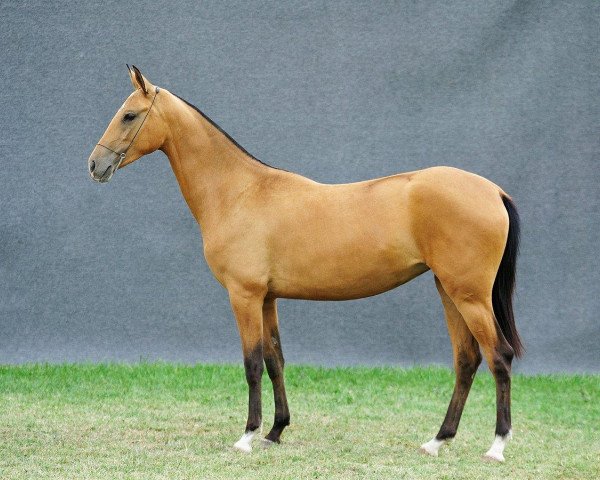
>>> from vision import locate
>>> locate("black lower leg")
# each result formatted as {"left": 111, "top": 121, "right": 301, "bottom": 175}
{"left": 264, "top": 341, "right": 290, "bottom": 442}
{"left": 493, "top": 342, "right": 514, "bottom": 437}
{"left": 436, "top": 350, "right": 482, "bottom": 441}
{"left": 244, "top": 344, "right": 264, "bottom": 432}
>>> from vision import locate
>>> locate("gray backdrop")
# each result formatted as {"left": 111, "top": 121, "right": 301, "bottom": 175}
{"left": 0, "top": 1, "right": 598, "bottom": 373}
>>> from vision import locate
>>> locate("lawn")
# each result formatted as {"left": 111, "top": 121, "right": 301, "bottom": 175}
{"left": 0, "top": 364, "right": 597, "bottom": 479}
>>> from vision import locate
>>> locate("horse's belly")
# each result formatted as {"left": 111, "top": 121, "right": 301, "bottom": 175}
{"left": 269, "top": 244, "right": 428, "bottom": 300}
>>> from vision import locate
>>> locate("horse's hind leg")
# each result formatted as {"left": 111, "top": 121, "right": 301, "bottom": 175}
{"left": 420, "top": 277, "right": 482, "bottom": 457}
{"left": 457, "top": 299, "right": 514, "bottom": 462}
{"left": 262, "top": 298, "right": 290, "bottom": 445}
{"left": 449, "top": 291, "right": 514, "bottom": 462}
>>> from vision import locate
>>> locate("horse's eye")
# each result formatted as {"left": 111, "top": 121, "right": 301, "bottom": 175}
{"left": 123, "top": 112, "right": 136, "bottom": 122}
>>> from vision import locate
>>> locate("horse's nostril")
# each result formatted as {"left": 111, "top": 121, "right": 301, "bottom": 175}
{"left": 90, "top": 161, "right": 96, "bottom": 173}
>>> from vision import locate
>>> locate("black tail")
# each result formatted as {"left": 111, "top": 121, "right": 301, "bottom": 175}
{"left": 492, "top": 195, "right": 524, "bottom": 358}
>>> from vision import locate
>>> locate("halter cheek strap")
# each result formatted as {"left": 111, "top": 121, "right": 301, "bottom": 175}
{"left": 96, "top": 86, "right": 160, "bottom": 169}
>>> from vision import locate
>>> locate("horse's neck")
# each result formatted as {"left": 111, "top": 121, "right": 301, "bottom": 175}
{"left": 160, "top": 94, "right": 271, "bottom": 231}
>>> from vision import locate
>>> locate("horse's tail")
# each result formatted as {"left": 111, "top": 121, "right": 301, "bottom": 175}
{"left": 492, "top": 195, "right": 524, "bottom": 358}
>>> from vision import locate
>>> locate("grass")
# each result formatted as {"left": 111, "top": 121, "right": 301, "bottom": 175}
{"left": 0, "top": 364, "right": 597, "bottom": 480}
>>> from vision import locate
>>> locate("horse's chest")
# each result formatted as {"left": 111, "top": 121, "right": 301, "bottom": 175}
{"left": 202, "top": 235, "right": 270, "bottom": 290}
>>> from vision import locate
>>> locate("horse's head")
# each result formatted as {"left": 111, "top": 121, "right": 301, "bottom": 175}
{"left": 88, "top": 65, "right": 165, "bottom": 183}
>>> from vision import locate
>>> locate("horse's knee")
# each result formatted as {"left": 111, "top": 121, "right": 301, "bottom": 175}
{"left": 244, "top": 348, "right": 264, "bottom": 387}
{"left": 245, "top": 367, "right": 264, "bottom": 387}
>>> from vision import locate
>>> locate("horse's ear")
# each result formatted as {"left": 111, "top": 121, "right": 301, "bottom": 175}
{"left": 128, "top": 64, "right": 151, "bottom": 95}
{"left": 126, "top": 64, "right": 138, "bottom": 91}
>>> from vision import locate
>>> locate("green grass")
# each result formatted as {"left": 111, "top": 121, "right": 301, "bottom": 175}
{"left": 0, "top": 364, "right": 597, "bottom": 479}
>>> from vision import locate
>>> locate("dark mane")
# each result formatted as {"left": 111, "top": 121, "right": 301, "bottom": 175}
{"left": 172, "top": 93, "right": 281, "bottom": 171}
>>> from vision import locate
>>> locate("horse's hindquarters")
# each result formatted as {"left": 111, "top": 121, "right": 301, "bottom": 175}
{"left": 407, "top": 167, "right": 508, "bottom": 300}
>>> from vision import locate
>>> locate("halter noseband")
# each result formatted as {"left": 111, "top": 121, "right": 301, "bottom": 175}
{"left": 96, "top": 86, "right": 160, "bottom": 170}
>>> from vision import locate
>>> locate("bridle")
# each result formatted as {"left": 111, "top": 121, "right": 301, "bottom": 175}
{"left": 96, "top": 86, "right": 160, "bottom": 171}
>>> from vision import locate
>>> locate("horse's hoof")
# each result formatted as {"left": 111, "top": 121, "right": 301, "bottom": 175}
{"left": 483, "top": 431, "right": 510, "bottom": 462}
{"left": 419, "top": 438, "right": 444, "bottom": 457}
{"left": 419, "top": 446, "right": 437, "bottom": 457}
{"left": 233, "top": 430, "right": 258, "bottom": 453}
{"left": 259, "top": 438, "right": 276, "bottom": 449}
{"left": 233, "top": 440, "right": 252, "bottom": 453}
{"left": 483, "top": 452, "right": 505, "bottom": 463}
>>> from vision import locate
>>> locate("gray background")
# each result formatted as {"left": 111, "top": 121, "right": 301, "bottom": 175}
{"left": 0, "top": 1, "right": 598, "bottom": 373}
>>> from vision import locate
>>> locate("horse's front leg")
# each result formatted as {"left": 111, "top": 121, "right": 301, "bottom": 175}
{"left": 262, "top": 298, "right": 290, "bottom": 444}
{"left": 230, "top": 289, "right": 265, "bottom": 453}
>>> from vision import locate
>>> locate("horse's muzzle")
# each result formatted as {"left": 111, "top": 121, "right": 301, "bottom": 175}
{"left": 88, "top": 150, "right": 118, "bottom": 183}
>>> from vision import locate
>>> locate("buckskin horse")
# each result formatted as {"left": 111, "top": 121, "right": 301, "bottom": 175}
{"left": 88, "top": 66, "right": 523, "bottom": 462}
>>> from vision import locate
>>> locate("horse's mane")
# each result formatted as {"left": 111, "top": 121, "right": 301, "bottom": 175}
{"left": 171, "top": 93, "right": 281, "bottom": 171}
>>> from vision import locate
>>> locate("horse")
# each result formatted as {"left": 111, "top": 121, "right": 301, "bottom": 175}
{"left": 88, "top": 65, "right": 523, "bottom": 462}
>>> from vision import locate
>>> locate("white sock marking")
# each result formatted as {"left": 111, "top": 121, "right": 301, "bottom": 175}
{"left": 233, "top": 431, "right": 257, "bottom": 453}
{"left": 420, "top": 437, "right": 445, "bottom": 456}
{"left": 484, "top": 430, "right": 512, "bottom": 462}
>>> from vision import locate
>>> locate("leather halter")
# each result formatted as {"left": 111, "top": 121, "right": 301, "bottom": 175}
{"left": 96, "top": 86, "right": 160, "bottom": 170}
